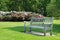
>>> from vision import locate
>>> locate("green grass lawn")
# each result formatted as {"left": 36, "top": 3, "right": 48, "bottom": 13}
{"left": 0, "top": 20, "right": 60, "bottom": 40}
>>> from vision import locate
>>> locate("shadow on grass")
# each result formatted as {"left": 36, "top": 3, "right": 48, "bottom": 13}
{"left": 4, "top": 26, "right": 25, "bottom": 32}
{"left": 3, "top": 24, "right": 60, "bottom": 34}
{"left": 53, "top": 24, "right": 60, "bottom": 33}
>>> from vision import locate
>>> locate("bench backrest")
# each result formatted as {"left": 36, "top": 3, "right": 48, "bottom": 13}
{"left": 30, "top": 17, "right": 54, "bottom": 27}
{"left": 44, "top": 17, "right": 54, "bottom": 24}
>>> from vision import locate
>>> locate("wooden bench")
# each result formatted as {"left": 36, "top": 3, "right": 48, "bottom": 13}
{"left": 24, "top": 17, "right": 54, "bottom": 36}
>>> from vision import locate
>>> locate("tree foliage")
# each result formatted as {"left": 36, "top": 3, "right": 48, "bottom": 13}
{"left": 0, "top": 0, "right": 60, "bottom": 17}
{"left": 46, "top": 0, "right": 60, "bottom": 17}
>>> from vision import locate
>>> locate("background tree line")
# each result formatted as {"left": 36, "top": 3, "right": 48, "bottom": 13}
{"left": 0, "top": 0, "right": 60, "bottom": 17}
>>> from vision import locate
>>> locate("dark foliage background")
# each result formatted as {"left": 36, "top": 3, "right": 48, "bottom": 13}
{"left": 0, "top": 0, "right": 60, "bottom": 17}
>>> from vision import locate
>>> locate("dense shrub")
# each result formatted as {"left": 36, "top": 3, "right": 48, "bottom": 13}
{"left": 3, "top": 15, "right": 12, "bottom": 21}
{"left": 0, "top": 16, "right": 3, "bottom": 21}
{"left": 24, "top": 13, "right": 32, "bottom": 21}
{"left": 0, "top": 12, "right": 44, "bottom": 21}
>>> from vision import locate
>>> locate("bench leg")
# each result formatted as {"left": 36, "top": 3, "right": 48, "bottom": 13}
{"left": 44, "top": 30, "right": 46, "bottom": 36}
{"left": 24, "top": 21, "right": 26, "bottom": 33}
{"left": 29, "top": 27, "right": 32, "bottom": 32}
{"left": 24, "top": 27, "right": 26, "bottom": 33}
{"left": 50, "top": 30, "right": 52, "bottom": 36}
{"left": 50, "top": 28, "right": 52, "bottom": 36}
{"left": 44, "top": 27, "right": 46, "bottom": 36}
{"left": 50, "top": 25, "right": 52, "bottom": 36}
